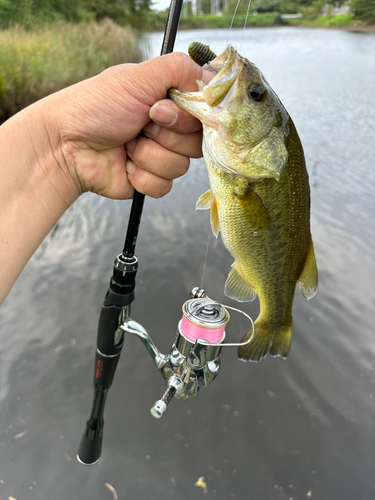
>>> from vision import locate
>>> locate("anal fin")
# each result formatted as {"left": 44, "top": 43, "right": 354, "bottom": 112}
{"left": 298, "top": 236, "right": 318, "bottom": 300}
{"left": 224, "top": 264, "right": 257, "bottom": 302}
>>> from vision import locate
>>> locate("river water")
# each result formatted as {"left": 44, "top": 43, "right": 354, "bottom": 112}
{"left": 1, "top": 27, "right": 374, "bottom": 500}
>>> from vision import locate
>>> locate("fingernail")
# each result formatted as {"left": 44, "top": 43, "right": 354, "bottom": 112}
{"left": 149, "top": 103, "right": 177, "bottom": 126}
{"left": 143, "top": 121, "right": 159, "bottom": 137}
{"left": 126, "top": 139, "right": 137, "bottom": 153}
{"left": 126, "top": 160, "right": 136, "bottom": 176}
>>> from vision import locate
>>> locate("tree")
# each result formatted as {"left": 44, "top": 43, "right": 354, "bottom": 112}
{"left": 353, "top": 0, "right": 375, "bottom": 23}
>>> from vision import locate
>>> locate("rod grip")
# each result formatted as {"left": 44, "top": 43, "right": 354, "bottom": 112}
{"left": 77, "top": 350, "right": 121, "bottom": 465}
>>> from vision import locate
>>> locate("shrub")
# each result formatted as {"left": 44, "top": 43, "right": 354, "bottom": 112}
{"left": 0, "top": 18, "right": 142, "bottom": 122}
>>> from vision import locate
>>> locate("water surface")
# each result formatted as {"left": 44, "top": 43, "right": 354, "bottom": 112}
{"left": 1, "top": 27, "right": 374, "bottom": 500}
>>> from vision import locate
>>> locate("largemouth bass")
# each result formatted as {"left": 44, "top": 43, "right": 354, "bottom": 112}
{"left": 170, "top": 45, "right": 318, "bottom": 361}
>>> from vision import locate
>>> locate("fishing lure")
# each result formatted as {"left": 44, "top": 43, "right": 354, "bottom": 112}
{"left": 188, "top": 42, "right": 217, "bottom": 67}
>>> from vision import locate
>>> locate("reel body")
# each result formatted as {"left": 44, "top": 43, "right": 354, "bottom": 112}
{"left": 78, "top": 275, "right": 253, "bottom": 464}
{"left": 121, "top": 288, "right": 229, "bottom": 417}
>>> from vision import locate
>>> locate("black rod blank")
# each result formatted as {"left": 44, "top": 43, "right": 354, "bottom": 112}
{"left": 122, "top": 0, "right": 183, "bottom": 258}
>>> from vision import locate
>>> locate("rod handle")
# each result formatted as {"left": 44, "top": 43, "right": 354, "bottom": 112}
{"left": 77, "top": 351, "right": 121, "bottom": 464}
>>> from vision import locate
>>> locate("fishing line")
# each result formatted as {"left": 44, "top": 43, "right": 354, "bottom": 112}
{"left": 240, "top": 0, "right": 253, "bottom": 52}
{"left": 200, "top": 222, "right": 211, "bottom": 289}
{"left": 227, "top": 0, "right": 241, "bottom": 45}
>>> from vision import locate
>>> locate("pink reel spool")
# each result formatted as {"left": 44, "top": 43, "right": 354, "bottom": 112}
{"left": 180, "top": 298, "right": 229, "bottom": 344}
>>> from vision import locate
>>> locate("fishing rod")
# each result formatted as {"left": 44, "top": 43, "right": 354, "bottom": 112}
{"left": 77, "top": 0, "right": 184, "bottom": 466}
{"left": 77, "top": 7, "right": 253, "bottom": 465}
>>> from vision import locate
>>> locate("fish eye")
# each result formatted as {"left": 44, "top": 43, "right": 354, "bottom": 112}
{"left": 248, "top": 83, "right": 267, "bottom": 103}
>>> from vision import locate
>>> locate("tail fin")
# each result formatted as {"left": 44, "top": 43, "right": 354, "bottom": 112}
{"left": 238, "top": 318, "right": 293, "bottom": 361}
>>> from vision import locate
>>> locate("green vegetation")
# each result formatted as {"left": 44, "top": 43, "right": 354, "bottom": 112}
{"left": 0, "top": 19, "right": 142, "bottom": 122}
{"left": 0, "top": 0, "right": 154, "bottom": 29}
{"left": 352, "top": 0, "right": 375, "bottom": 24}
{"left": 287, "top": 13, "right": 354, "bottom": 26}
{"left": 0, "top": 0, "right": 372, "bottom": 121}
{"left": 174, "top": 0, "right": 370, "bottom": 29}
{"left": 177, "top": 12, "right": 282, "bottom": 30}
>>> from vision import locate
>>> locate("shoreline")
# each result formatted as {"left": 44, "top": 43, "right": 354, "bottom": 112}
{"left": 287, "top": 23, "right": 375, "bottom": 32}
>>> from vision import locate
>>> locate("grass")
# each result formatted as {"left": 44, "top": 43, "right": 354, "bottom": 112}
{"left": 151, "top": 11, "right": 356, "bottom": 31}
{"left": 287, "top": 13, "right": 354, "bottom": 27}
{"left": 0, "top": 19, "right": 143, "bottom": 123}
{"left": 177, "top": 12, "right": 282, "bottom": 30}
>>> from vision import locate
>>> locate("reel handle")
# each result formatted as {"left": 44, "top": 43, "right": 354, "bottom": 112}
{"left": 150, "top": 375, "right": 183, "bottom": 418}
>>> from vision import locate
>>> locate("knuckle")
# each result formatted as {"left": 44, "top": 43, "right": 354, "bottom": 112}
{"left": 133, "top": 137, "right": 153, "bottom": 165}
{"left": 176, "top": 156, "right": 190, "bottom": 177}
{"left": 164, "top": 131, "right": 183, "bottom": 152}
{"left": 154, "top": 180, "right": 173, "bottom": 199}
{"left": 135, "top": 168, "right": 172, "bottom": 198}
{"left": 169, "top": 52, "right": 191, "bottom": 65}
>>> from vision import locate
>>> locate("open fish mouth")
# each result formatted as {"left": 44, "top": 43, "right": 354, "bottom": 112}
{"left": 168, "top": 45, "right": 243, "bottom": 123}
{"left": 201, "top": 45, "right": 242, "bottom": 107}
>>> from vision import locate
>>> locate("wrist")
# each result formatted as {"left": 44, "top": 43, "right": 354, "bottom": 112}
{"left": 24, "top": 95, "right": 81, "bottom": 207}
{"left": 0, "top": 97, "right": 80, "bottom": 304}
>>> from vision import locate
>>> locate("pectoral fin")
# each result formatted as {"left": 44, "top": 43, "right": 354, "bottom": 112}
{"left": 197, "top": 190, "right": 220, "bottom": 237}
{"left": 196, "top": 189, "right": 212, "bottom": 210}
{"left": 240, "top": 128, "right": 288, "bottom": 181}
{"left": 224, "top": 264, "right": 257, "bottom": 302}
{"left": 236, "top": 186, "right": 270, "bottom": 229}
{"left": 297, "top": 236, "right": 318, "bottom": 300}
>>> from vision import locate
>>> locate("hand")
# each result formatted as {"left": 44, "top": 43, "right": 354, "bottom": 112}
{"left": 0, "top": 53, "right": 214, "bottom": 304}
{"left": 53, "top": 53, "right": 213, "bottom": 199}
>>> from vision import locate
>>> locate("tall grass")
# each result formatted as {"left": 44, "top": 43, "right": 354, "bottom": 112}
{"left": 0, "top": 19, "right": 143, "bottom": 122}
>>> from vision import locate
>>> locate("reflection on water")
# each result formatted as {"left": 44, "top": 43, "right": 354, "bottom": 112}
{"left": 1, "top": 28, "right": 374, "bottom": 500}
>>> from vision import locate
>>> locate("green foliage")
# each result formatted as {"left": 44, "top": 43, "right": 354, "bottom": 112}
{"left": 0, "top": 0, "right": 89, "bottom": 28}
{"left": 288, "top": 12, "right": 353, "bottom": 25}
{"left": 0, "top": 19, "right": 142, "bottom": 122}
{"left": 312, "top": 13, "right": 353, "bottom": 25}
{"left": 225, "top": 0, "right": 315, "bottom": 15}
{"left": 178, "top": 11, "right": 282, "bottom": 30}
{"left": 0, "top": 0, "right": 154, "bottom": 28}
{"left": 298, "top": 0, "right": 324, "bottom": 18}
{"left": 353, "top": 0, "right": 375, "bottom": 23}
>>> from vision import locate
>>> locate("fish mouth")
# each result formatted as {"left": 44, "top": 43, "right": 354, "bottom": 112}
{"left": 202, "top": 45, "right": 241, "bottom": 107}
{"left": 168, "top": 45, "right": 242, "bottom": 121}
